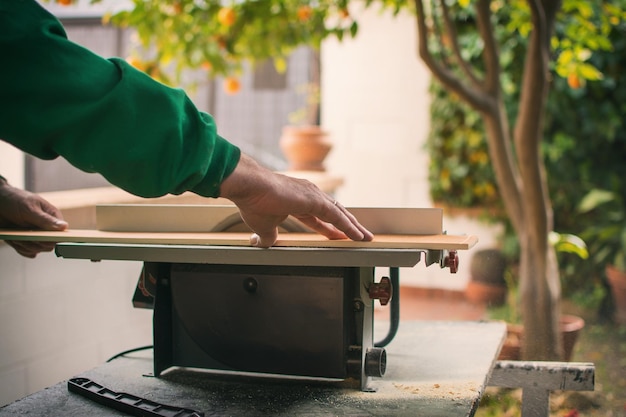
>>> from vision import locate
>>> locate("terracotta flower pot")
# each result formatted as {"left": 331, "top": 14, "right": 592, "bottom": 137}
{"left": 497, "top": 315, "right": 585, "bottom": 361}
{"left": 465, "top": 249, "right": 507, "bottom": 306}
{"left": 560, "top": 314, "right": 585, "bottom": 361}
{"left": 606, "top": 264, "right": 626, "bottom": 324}
{"left": 279, "top": 125, "right": 332, "bottom": 172}
{"left": 469, "top": 249, "right": 507, "bottom": 284}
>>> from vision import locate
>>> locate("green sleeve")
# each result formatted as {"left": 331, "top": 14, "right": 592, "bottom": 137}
{"left": 0, "top": 0, "right": 240, "bottom": 198}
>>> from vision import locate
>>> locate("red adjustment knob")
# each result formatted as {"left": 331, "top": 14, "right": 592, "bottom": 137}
{"left": 445, "top": 250, "right": 459, "bottom": 273}
{"left": 369, "top": 276, "right": 392, "bottom": 306}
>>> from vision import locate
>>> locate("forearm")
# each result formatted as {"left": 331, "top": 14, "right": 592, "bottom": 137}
{"left": 0, "top": 0, "right": 240, "bottom": 198}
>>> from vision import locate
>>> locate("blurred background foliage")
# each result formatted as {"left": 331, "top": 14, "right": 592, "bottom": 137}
{"left": 102, "top": 0, "right": 410, "bottom": 86}
{"left": 426, "top": 0, "right": 626, "bottom": 315}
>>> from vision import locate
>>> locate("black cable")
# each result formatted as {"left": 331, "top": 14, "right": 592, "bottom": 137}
{"left": 106, "top": 345, "right": 153, "bottom": 362}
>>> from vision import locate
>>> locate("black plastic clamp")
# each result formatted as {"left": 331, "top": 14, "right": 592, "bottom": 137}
{"left": 67, "top": 377, "right": 204, "bottom": 417}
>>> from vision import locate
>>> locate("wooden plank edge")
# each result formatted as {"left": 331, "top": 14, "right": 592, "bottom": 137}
{"left": 0, "top": 230, "right": 478, "bottom": 250}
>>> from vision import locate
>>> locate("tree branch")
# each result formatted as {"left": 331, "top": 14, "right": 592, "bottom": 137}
{"left": 475, "top": 0, "right": 501, "bottom": 95}
{"left": 430, "top": 0, "right": 454, "bottom": 70}
{"left": 415, "top": 0, "right": 525, "bottom": 234}
{"left": 414, "top": 0, "right": 494, "bottom": 113}
{"left": 439, "top": 0, "right": 483, "bottom": 89}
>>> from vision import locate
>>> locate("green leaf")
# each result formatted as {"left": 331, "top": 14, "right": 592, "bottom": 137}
{"left": 350, "top": 21, "right": 358, "bottom": 38}
{"left": 549, "top": 232, "right": 589, "bottom": 259}
{"left": 579, "top": 63, "right": 603, "bottom": 80}
{"left": 578, "top": 189, "right": 616, "bottom": 213}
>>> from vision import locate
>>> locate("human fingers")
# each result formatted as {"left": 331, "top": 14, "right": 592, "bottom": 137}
{"left": 249, "top": 230, "right": 278, "bottom": 248}
{"left": 261, "top": 174, "right": 372, "bottom": 242}
{"left": 241, "top": 191, "right": 372, "bottom": 245}
{"left": 239, "top": 211, "right": 282, "bottom": 248}
{"left": 296, "top": 198, "right": 373, "bottom": 242}
{"left": 25, "top": 198, "right": 68, "bottom": 231}
{"left": 6, "top": 240, "right": 55, "bottom": 258}
{"left": 294, "top": 215, "right": 348, "bottom": 240}
{"left": 0, "top": 187, "right": 68, "bottom": 231}
{"left": 333, "top": 200, "right": 374, "bottom": 241}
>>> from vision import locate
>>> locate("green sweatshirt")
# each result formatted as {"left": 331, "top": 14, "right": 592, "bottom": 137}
{"left": 0, "top": 0, "right": 241, "bottom": 198}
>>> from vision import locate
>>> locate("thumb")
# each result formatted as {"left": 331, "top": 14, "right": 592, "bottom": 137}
{"left": 33, "top": 199, "right": 69, "bottom": 231}
{"left": 250, "top": 230, "right": 278, "bottom": 248}
{"left": 49, "top": 217, "right": 69, "bottom": 231}
{"left": 29, "top": 211, "right": 68, "bottom": 231}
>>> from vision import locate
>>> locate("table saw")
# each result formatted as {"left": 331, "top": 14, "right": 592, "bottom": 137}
{"left": 0, "top": 205, "right": 478, "bottom": 394}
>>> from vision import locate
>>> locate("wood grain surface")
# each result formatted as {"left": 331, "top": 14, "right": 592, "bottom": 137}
{"left": 0, "top": 229, "right": 477, "bottom": 250}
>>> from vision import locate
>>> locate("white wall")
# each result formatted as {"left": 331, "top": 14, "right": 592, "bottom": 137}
{"left": 0, "top": 246, "right": 151, "bottom": 406}
{"left": 0, "top": 142, "right": 25, "bottom": 189}
{"left": 321, "top": 4, "right": 502, "bottom": 289}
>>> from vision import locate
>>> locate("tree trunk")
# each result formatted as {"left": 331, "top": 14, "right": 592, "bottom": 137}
{"left": 513, "top": 0, "right": 562, "bottom": 360}
{"left": 413, "top": 0, "right": 564, "bottom": 360}
{"left": 519, "top": 235, "right": 562, "bottom": 359}
{"left": 483, "top": 104, "right": 562, "bottom": 360}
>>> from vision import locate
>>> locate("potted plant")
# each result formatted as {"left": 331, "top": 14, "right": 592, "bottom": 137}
{"left": 578, "top": 189, "right": 626, "bottom": 324}
{"left": 464, "top": 248, "right": 508, "bottom": 306}
{"left": 490, "top": 232, "right": 588, "bottom": 360}
{"left": 279, "top": 123, "right": 332, "bottom": 172}
{"left": 279, "top": 51, "right": 332, "bottom": 172}
{"left": 496, "top": 315, "right": 586, "bottom": 361}
{"left": 491, "top": 290, "right": 586, "bottom": 362}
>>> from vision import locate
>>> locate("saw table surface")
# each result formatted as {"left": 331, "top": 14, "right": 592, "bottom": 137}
{"left": 0, "top": 321, "right": 506, "bottom": 417}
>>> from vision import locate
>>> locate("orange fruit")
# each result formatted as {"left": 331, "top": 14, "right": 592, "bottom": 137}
{"left": 148, "top": 65, "right": 161, "bottom": 79}
{"left": 297, "top": 5, "right": 313, "bottom": 21}
{"left": 126, "top": 56, "right": 146, "bottom": 72}
{"left": 567, "top": 73, "right": 582, "bottom": 89}
{"left": 217, "top": 7, "right": 236, "bottom": 26}
{"left": 57, "top": 0, "right": 72, "bottom": 5}
{"left": 223, "top": 77, "right": 241, "bottom": 95}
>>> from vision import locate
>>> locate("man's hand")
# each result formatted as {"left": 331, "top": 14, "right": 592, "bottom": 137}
{"left": 219, "top": 154, "right": 374, "bottom": 248}
{"left": 0, "top": 178, "right": 68, "bottom": 258}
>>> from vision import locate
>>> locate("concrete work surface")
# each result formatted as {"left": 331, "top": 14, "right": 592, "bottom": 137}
{"left": 0, "top": 321, "right": 506, "bottom": 416}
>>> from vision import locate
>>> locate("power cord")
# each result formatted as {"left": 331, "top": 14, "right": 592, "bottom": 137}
{"left": 106, "top": 345, "right": 153, "bottom": 362}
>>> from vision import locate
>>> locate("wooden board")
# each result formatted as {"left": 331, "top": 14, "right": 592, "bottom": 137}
{"left": 96, "top": 205, "right": 241, "bottom": 233}
{"left": 95, "top": 205, "right": 444, "bottom": 235}
{"left": 0, "top": 229, "right": 477, "bottom": 250}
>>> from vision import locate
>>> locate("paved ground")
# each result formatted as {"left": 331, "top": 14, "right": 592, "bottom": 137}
{"left": 374, "top": 286, "right": 487, "bottom": 322}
